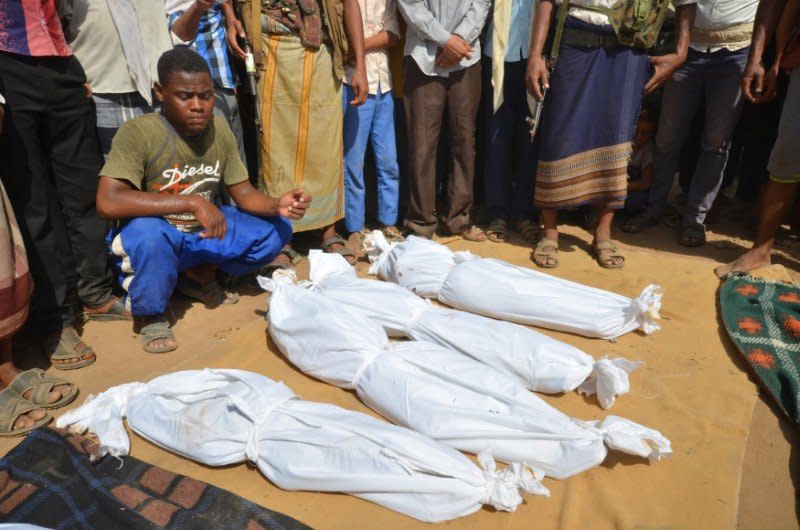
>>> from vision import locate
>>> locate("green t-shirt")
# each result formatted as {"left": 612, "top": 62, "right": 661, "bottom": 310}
{"left": 101, "top": 113, "right": 249, "bottom": 232}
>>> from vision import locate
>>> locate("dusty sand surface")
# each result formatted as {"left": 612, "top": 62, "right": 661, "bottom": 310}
{"left": 2, "top": 211, "right": 798, "bottom": 529}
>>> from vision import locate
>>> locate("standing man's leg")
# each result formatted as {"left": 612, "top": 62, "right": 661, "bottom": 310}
{"left": 443, "top": 62, "right": 483, "bottom": 238}
{"left": 403, "top": 60, "right": 447, "bottom": 238}
{"left": 343, "top": 85, "right": 377, "bottom": 235}
{"left": 682, "top": 51, "right": 747, "bottom": 236}
{"left": 507, "top": 60, "right": 538, "bottom": 238}
{"left": 482, "top": 57, "right": 515, "bottom": 241}
{"left": 47, "top": 57, "right": 121, "bottom": 324}
{"left": 625, "top": 57, "right": 703, "bottom": 230}
{"left": 715, "top": 68, "right": 800, "bottom": 277}
{"left": 370, "top": 89, "right": 400, "bottom": 231}
{"left": 215, "top": 87, "right": 248, "bottom": 166}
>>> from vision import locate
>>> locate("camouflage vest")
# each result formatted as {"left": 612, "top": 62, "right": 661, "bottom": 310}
{"left": 566, "top": 0, "right": 672, "bottom": 50}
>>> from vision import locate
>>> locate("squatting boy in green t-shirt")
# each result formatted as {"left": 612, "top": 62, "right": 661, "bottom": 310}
{"left": 96, "top": 47, "right": 311, "bottom": 354}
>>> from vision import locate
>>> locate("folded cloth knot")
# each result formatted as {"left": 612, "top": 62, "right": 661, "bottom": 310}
{"left": 594, "top": 416, "right": 672, "bottom": 461}
{"left": 577, "top": 357, "right": 643, "bottom": 410}
{"left": 257, "top": 269, "right": 298, "bottom": 293}
{"left": 477, "top": 451, "right": 549, "bottom": 511}
{"left": 349, "top": 347, "right": 388, "bottom": 389}
{"left": 226, "top": 390, "right": 296, "bottom": 464}
{"left": 363, "top": 230, "right": 396, "bottom": 273}
{"left": 452, "top": 251, "right": 475, "bottom": 264}
{"left": 627, "top": 284, "right": 663, "bottom": 335}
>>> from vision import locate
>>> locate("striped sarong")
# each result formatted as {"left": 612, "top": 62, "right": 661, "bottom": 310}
{"left": 535, "top": 18, "right": 650, "bottom": 210}
{"left": 258, "top": 33, "right": 344, "bottom": 232}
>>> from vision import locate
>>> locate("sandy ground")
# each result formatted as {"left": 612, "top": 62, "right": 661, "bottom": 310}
{"left": 2, "top": 201, "right": 799, "bottom": 529}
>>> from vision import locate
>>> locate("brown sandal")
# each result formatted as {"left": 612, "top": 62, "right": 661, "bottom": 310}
{"left": 47, "top": 327, "right": 96, "bottom": 371}
{"left": 591, "top": 240, "right": 625, "bottom": 269}
{"left": 321, "top": 235, "right": 357, "bottom": 265}
{"left": 532, "top": 238, "right": 559, "bottom": 268}
{"left": 83, "top": 296, "right": 132, "bottom": 322}
{"left": 485, "top": 219, "right": 508, "bottom": 243}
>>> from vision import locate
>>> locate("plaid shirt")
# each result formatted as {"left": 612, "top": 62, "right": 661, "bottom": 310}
{"left": 168, "top": 5, "right": 236, "bottom": 90}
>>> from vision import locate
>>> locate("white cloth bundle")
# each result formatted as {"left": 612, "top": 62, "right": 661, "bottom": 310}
{"left": 298, "top": 251, "right": 639, "bottom": 409}
{"left": 263, "top": 281, "right": 672, "bottom": 481}
{"left": 364, "top": 231, "right": 663, "bottom": 340}
{"left": 56, "top": 369, "right": 541, "bottom": 523}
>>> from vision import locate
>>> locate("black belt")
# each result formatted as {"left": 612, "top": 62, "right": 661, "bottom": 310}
{"left": 562, "top": 26, "right": 620, "bottom": 49}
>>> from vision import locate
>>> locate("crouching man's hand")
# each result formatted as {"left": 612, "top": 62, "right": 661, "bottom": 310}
{"left": 278, "top": 188, "right": 312, "bottom": 220}
{"left": 190, "top": 195, "right": 227, "bottom": 239}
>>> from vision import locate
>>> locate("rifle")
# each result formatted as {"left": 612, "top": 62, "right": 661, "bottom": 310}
{"left": 526, "top": 0, "right": 569, "bottom": 140}
{"left": 231, "top": 1, "right": 265, "bottom": 187}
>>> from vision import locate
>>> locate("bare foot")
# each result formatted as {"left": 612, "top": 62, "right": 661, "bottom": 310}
{"left": 714, "top": 249, "right": 772, "bottom": 279}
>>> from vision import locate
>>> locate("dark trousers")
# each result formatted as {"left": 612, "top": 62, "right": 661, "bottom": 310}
{"left": 403, "top": 59, "right": 481, "bottom": 237}
{"left": 0, "top": 52, "right": 111, "bottom": 326}
{"left": 481, "top": 57, "right": 537, "bottom": 223}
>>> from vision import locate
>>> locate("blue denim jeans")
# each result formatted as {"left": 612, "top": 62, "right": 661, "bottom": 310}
{"left": 647, "top": 47, "right": 748, "bottom": 225}
{"left": 342, "top": 84, "right": 400, "bottom": 233}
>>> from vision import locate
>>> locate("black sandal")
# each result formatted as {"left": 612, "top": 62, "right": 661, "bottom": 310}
{"left": 486, "top": 219, "right": 508, "bottom": 243}
{"left": 321, "top": 235, "right": 356, "bottom": 265}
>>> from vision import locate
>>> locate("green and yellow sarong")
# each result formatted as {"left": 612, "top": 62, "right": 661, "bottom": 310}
{"left": 258, "top": 34, "right": 344, "bottom": 232}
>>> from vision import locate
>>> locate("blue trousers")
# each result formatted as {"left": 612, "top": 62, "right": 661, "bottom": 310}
{"left": 342, "top": 84, "right": 400, "bottom": 233}
{"left": 481, "top": 57, "right": 537, "bottom": 222}
{"left": 647, "top": 48, "right": 748, "bottom": 224}
{"left": 109, "top": 206, "right": 292, "bottom": 316}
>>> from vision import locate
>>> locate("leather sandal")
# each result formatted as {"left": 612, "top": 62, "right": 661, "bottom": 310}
{"left": 591, "top": 240, "right": 625, "bottom": 269}
{"left": 47, "top": 327, "right": 96, "bottom": 371}
{"left": 0, "top": 388, "right": 51, "bottom": 437}
{"left": 532, "top": 238, "right": 559, "bottom": 268}
{"left": 8, "top": 368, "right": 78, "bottom": 410}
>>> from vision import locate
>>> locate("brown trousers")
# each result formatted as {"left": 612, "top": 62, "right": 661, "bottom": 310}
{"left": 403, "top": 59, "right": 481, "bottom": 237}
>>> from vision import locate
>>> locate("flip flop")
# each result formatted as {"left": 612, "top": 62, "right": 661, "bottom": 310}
{"left": 532, "top": 238, "right": 559, "bottom": 268}
{"left": 47, "top": 327, "right": 96, "bottom": 371}
{"left": 176, "top": 276, "right": 239, "bottom": 306}
{"left": 591, "top": 240, "right": 625, "bottom": 269}
{"left": 140, "top": 317, "right": 178, "bottom": 354}
{"left": 83, "top": 296, "right": 132, "bottom": 322}
{"left": 486, "top": 219, "right": 508, "bottom": 243}
{"left": 8, "top": 368, "right": 78, "bottom": 410}
{"left": 0, "top": 387, "right": 51, "bottom": 438}
{"left": 321, "top": 235, "right": 356, "bottom": 265}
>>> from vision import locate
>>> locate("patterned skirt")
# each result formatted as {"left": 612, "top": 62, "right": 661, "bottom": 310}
{"left": 0, "top": 179, "right": 31, "bottom": 340}
{"left": 258, "top": 33, "right": 344, "bottom": 232}
{"left": 535, "top": 18, "right": 650, "bottom": 210}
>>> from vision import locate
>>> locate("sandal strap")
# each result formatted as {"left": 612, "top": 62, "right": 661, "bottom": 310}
{"left": 50, "top": 329, "right": 94, "bottom": 361}
{"left": 8, "top": 369, "right": 59, "bottom": 405}
{"left": 279, "top": 245, "right": 302, "bottom": 265}
{"left": 0, "top": 388, "right": 43, "bottom": 434}
{"left": 536, "top": 239, "right": 559, "bottom": 251}
{"left": 320, "top": 235, "right": 347, "bottom": 250}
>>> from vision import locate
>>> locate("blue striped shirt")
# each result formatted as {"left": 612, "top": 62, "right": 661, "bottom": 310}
{"left": 169, "top": 5, "right": 236, "bottom": 90}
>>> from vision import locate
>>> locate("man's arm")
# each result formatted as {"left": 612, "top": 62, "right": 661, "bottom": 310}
{"left": 343, "top": 0, "right": 368, "bottom": 105}
{"left": 220, "top": 1, "right": 247, "bottom": 59}
{"left": 172, "top": 0, "right": 215, "bottom": 42}
{"left": 644, "top": 3, "right": 697, "bottom": 94}
{"left": 526, "top": 0, "right": 555, "bottom": 100}
{"left": 227, "top": 181, "right": 311, "bottom": 219}
{"left": 451, "top": 0, "right": 491, "bottom": 45}
{"left": 97, "top": 177, "right": 229, "bottom": 239}
{"left": 397, "top": 0, "right": 451, "bottom": 46}
{"left": 365, "top": 31, "right": 401, "bottom": 51}
{"left": 742, "top": 0, "right": 788, "bottom": 102}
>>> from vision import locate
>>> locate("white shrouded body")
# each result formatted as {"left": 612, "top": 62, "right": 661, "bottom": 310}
{"left": 56, "top": 369, "right": 543, "bottom": 523}
{"left": 364, "top": 231, "right": 663, "bottom": 340}
{"left": 303, "top": 251, "right": 640, "bottom": 408}
{"left": 264, "top": 282, "right": 671, "bottom": 481}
